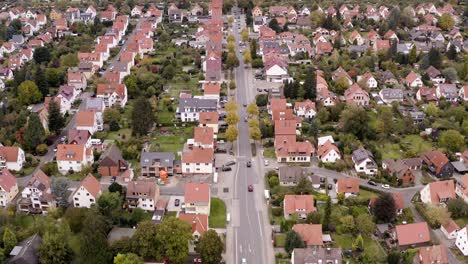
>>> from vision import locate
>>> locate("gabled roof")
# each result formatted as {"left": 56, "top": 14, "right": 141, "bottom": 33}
{"left": 417, "top": 245, "right": 448, "bottom": 264}
{"left": 182, "top": 148, "right": 214, "bottom": 164}
{"left": 193, "top": 127, "right": 214, "bottom": 145}
{"left": 317, "top": 140, "right": 340, "bottom": 158}
{"left": 336, "top": 178, "right": 359, "bottom": 194}
{"left": 185, "top": 182, "right": 210, "bottom": 203}
{"left": 279, "top": 166, "right": 305, "bottom": 183}
{"left": 178, "top": 213, "right": 208, "bottom": 236}
{"left": 426, "top": 180, "right": 455, "bottom": 204}
{"left": 395, "top": 222, "right": 430, "bottom": 246}
{"left": 0, "top": 146, "right": 21, "bottom": 162}
{"left": 421, "top": 151, "right": 450, "bottom": 174}
{"left": 126, "top": 180, "right": 158, "bottom": 198}
{"left": 199, "top": 112, "right": 219, "bottom": 125}
{"left": 75, "top": 111, "right": 96, "bottom": 127}
{"left": 26, "top": 170, "right": 50, "bottom": 192}
{"left": 57, "top": 144, "right": 85, "bottom": 162}
{"left": 292, "top": 224, "right": 323, "bottom": 246}
{"left": 275, "top": 120, "right": 297, "bottom": 136}
{"left": 76, "top": 174, "right": 101, "bottom": 198}
{"left": 98, "top": 145, "right": 126, "bottom": 167}
{"left": 0, "top": 168, "right": 17, "bottom": 192}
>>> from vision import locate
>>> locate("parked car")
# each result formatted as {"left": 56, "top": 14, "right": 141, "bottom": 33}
{"left": 221, "top": 166, "right": 232, "bottom": 172}
{"left": 248, "top": 185, "right": 253, "bottom": 192}
{"left": 367, "top": 180, "right": 377, "bottom": 186}
{"left": 381, "top": 184, "right": 390, "bottom": 189}
{"left": 328, "top": 184, "right": 333, "bottom": 190}
{"left": 225, "top": 161, "right": 236, "bottom": 166}
{"left": 174, "top": 199, "right": 180, "bottom": 206}
{"left": 264, "top": 160, "right": 269, "bottom": 166}
{"left": 247, "top": 161, "right": 251, "bottom": 167}
{"left": 215, "top": 148, "right": 227, "bottom": 153}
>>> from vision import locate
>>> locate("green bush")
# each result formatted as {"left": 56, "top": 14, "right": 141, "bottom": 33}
{"left": 272, "top": 207, "right": 283, "bottom": 217}
{"left": 268, "top": 176, "right": 279, "bottom": 188}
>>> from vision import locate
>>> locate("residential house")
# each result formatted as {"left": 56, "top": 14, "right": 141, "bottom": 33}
{"left": 393, "top": 222, "right": 430, "bottom": 249}
{"left": 455, "top": 174, "right": 468, "bottom": 203}
{"left": 345, "top": 83, "right": 370, "bottom": 106}
{"left": 382, "top": 159, "right": 415, "bottom": 185}
{"left": 352, "top": 148, "right": 377, "bottom": 175}
{"left": 201, "top": 82, "right": 220, "bottom": 102}
{"left": 56, "top": 144, "right": 92, "bottom": 175}
{"left": 57, "top": 85, "right": 77, "bottom": 110}
{"left": 0, "top": 67, "right": 13, "bottom": 81}
{"left": 0, "top": 42, "right": 15, "bottom": 57}
{"left": 177, "top": 98, "right": 217, "bottom": 122}
{"left": 279, "top": 166, "right": 306, "bottom": 186}
{"left": 436, "top": 84, "right": 458, "bottom": 103}
{"left": 332, "top": 67, "right": 352, "bottom": 86}
{"left": 96, "top": 83, "right": 128, "bottom": 108}
{"left": 75, "top": 111, "right": 98, "bottom": 134}
{"left": 198, "top": 112, "right": 219, "bottom": 134}
{"left": 0, "top": 146, "right": 25, "bottom": 171}
{"left": 292, "top": 224, "right": 323, "bottom": 246}
{"left": 459, "top": 86, "right": 468, "bottom": 102}
{"left": 420, "top": 180, "right": 455, "bottom": 205}
{"left": 369, "top": 192, "right": 404, "bottom": 216}
{"left": 18, "top": 170, "right": 56, "bottom": 214}
{"left": 441, "top": 219, "right": 460, "bottom": 240}
{"left": 98, "top": 145, "right": 128, "bottom": 177}
{"left": 184, "top": 182, "right": 210, "bottom": 215}
{"left": 425, "top": 66, "right": 445, "bottom": 84}
{"left": 357, "top": 72, "right": 378, "bottom": 89}
{"left": 414, "top": 245, "right": 448, "bottom": 264}
{"left": 252, "top": 6, "right": 263, "bottom": 17}
{"left": 416, "top": 87, "right": 438, "bottom": 103}
{"left": 189, "top": 127, "right": 214, "bottom": 149}
{"left": 421, "top": 151, "right": 454, "bottom": 178}
{"left": 0, "top": 168, "right": 18, "bottom": 207}
{"left": 283, "top": 195, "right": 315, "bottom": 219}
{"left": 349, "top": 31, "right": 364, "bottom": 45}
{"left": 72, "top": 174, "right": 101, "bottom": 208}
{"left": 336, "top": 178, "right": 360, "bottom": 197}
{"left": 67, "top": 72, "right": 87, "bottom": 92}
{"left": 293, "top": 100, "right": 316, "bottom": 119}
{"left": 126, "top": 180, "right": 160, "bottom": 212}
{"left": 67, "top": 129, "right": 92, "bottom": 148}
{"left": 456, "top": 225, "right": 468, "bottom": 256}
{"left": 140, "top": 152, "right": 178, "bottom": 177}
{"left": 131, "top": 6, "right": 144, "bottom": 17}
{"left": 317, "top": 140, "right": 341, "bottom": 163}
{"left": 178, "top": 213, "right": 208, "bottom": 240}
{"left": 181, "top": 148, "right": 214, "bottom": 175}
{"left": 264, "top": 58, "right": 289, "bottom": 83}
{"left": 49, "top": 8, "right": 63, "bottom": 20}
{"left": 404, "top": 72, "right": 423, "bottom": 88}
{"left": 379, "top": 88, "right": 404, "bottom": 104}
{"left": 81, "top": 98, "right": 104, "bottom": 131}
{"left": 291, "top": 248, "right": 342, "bottom": 264}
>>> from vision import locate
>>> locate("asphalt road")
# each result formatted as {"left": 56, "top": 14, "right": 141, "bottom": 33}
{"left": 230, "top": 11, "right": 274, "bottom": 264}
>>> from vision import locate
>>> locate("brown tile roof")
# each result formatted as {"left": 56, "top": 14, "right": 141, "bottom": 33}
{"left": 441, "top": 218, "right": 459, "bottom": 234}
{"left": 284, "top": 195, "right": 315, "bottom": 215}
{"left": 67, "top": 129, "right": 91, "bottom": 145}
{"left": 96, "top": 83, "right": 126, "bottom": 99}
{"left": 26, "top": 170, "right": 51, "bottom": 191}
{"left": 0, "top": 168, "right": 17, "bottom": 192}
{"left": 395, "top": 222, "right": 430, "bottom": 246}
{"left": 337, "top": 178, "right": 359, "bottom": 194}
{"left": 458, "top": 174, "right": 468, "bottom": 196}
{"left": 56, "top": 144, "right": 85, "bottom": 161}
{"left": 203, "top": 82, "right": 220, "bottom": 95}
{"left": 427, "top": 180, "right": 455, "bottom": 204}
{"left": 422, "top": 151, "right": 450, "bottom": 174}
{"left": 181, "top": 148, "right": 214, "bottom": 164}
{"left": 317, "top": 140, "right": 340, "bottom": 158}
{"left": 199, "top": 112, "right": 219, "bottom": 125}
{"left": 406, "top": 71, "right": 421, "bottom": 84}
{"left": 0, "top": 146, "right": 21, "bottom": 162}
{"left": 78, "top": 174, "right": 101, "bottom": 198}
{"left": 194, "top": 127, "right": 214, "bottom": 145}
{"left": 417, "top": 245, "right": 448, "bottom": 264}
{"left": 75, "top": 111, "right": 95, "bottom": 127}
{"left": 126, "top": 180, "right": 158, "bottom": 199}
{"left": 178, "top": 213, "right": 208, "bottom": 236}
{"left": 292, "top": 224, "right": 323, "bottom": 246}
{"left": 184, "top": 182, "right": 210, "bottom": 203}
{"left": 274, "top": 120, "right": 297, "bottom": 136}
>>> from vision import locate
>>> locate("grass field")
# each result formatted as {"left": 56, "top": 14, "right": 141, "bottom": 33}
{"left": 333, "top": 233, "right": 386, "bottom": 261}
{"left": 379, "top": 135, "right": 432, "bottom": 160}
{"left": 275, "top": 233, "right": 286, "bottom": 247}
{"left": 209, "top": 198, "right": 227, "bottom": 228}
{"left": 263, "top": 148, "right": 276, "bottom": 159}
{"left": 359, "top": 189, "right": 379, "bottom": 200}
{"left": 106, "top": 128, "right": 132, "bottom": 142}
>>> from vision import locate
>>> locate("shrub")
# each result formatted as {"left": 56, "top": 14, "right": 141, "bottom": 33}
{"left": 268, "top": 176, "right": 279, "bottom": 188}
{"left": 36, "top": 144, "right": 48, "bottom": 156}
{"left": 41, "top": 162, "right": 59, "bottom": 176}
{"left": 271, "top": 207, "right": 283, "bottom": 217}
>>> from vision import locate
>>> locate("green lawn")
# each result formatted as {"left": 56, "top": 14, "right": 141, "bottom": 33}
{"left": 263, "top": 148, "right": 276, "bottom": 159}
{"left": 166, "top": 211, "right": 177, "bottom": 218}
{"left": 333, "top": 234, "right": 386, "bottom": 258}
{"left": 209, "top": 198, "right": 227, "bottom": 228}
{"left": 359, "top": 189, "right": 379, "bottom": 200}
{"left": 380, "top": 135, "right": 432, "bottom": 160}
{"left": 106, "top": 128, "right": 132, "bottom": 142}
{"left": 157, "top": 111, "right": 175, "bottom": 125}
{"left": 275, "top": 233, "right": 286, "bottom": 247}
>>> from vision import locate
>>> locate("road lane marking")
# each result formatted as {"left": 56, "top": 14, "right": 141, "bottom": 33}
{"left": 235, "top": 230, "right": 238, "bottom": 264}
{"left": 239, "top": 244, "right": 242, "bottom": 253}
{"left": 248, "top": 244, "right": 252, "bottom": 253}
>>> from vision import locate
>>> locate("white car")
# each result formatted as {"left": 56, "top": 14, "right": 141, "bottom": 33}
{"left": 381, "top": 184, "right": 390, "bottom": 189}
{"left": 264, "top": 160, "right": 269, "bottom": 166}
{"left": 241, "top": 258, "right": 246, "bottom": 263}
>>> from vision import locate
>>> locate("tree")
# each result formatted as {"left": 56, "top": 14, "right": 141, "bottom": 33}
{"left": 447, "top": 198, "right": 468, "bottom": 219}
{"left": 227, "top": 41, "right": 236, "bottom": 53}
{"left": 372, "top": 193, "right": 397, "bottom": 222}
{"left": 427, "top": 48, "right": 441, "bottom": 69}
{"left": 241, "top": 29, "right": 249, "bottom": 42}
{"left": 227, "top": 35, "right": 235, "bottom": 43}
{"left": 124, "top": 74, "right": 138, "bottom": 98}
{"left": 225, "top": 111, "right": 240, "bottom": 125}
{"left": 229, "top": 80, "right": 236, "bottom": 90}
{"left": 243, "top": 49, "right": 252, "bottom": 64}
{"left": 104, "top": 108, "right": 122, "bottom": 124}
{"left": 442, "top": 67, "right": 458, "bottom": 83}
{"left": 352, "top": 234, "right": 364, "bottom": 251}
{"left": 339, "top": 106, "right": 370, "bottom": 140}
{"left": 131, "top": 97, "right": 154, "bottom": 136}
{"left": 338, "top": 215, "right": 355, "bottom": 233}
{"left": 60, "top": 53, "right": 79, "bottom": 67}
{"left": 39, "top": 230, "right": 73, "bottom": 264}
{"left": 335, "top": 76, "right": 350, "bottom": 94}
{"left": 114, "top": 253, "right": 144, "bottom": 264}
{"left": 250, "top": 39, "right": 258, "bottom": 59}
{"left": 161, "top": 64, "right": 175, "bottom": 80}
{"left": 322, "top": 196, "right": 332, "bottom": 231}
{"left": 246, "top": 103, "right": 259, "bottom": 116}
{"left": 438, "top": 130, "right": 464, "bottom": 152}
{"left": 376, "top": 107, "right": 393, "bottom": 135}
{"left": 306, "top": 211, "right": 322, "bottom": 224}
{"left": 156, "top": 217, "right": 192, "bottom": 264}
{"left": 3, "top": 228, "right": 17, "bottom": 254}
{"left": 294, "top": 176, "right": 313, "bottom": 194}
{"left": 132, "top": 221, "right": 160, "bottom": 259}
{"left": 33, "top": 47, "right": 51, "bottom": 64}
{"left": 446, "top": 44, "right": 457, "bottom": 60}
{"left": 303, "top": 66, "right": 317, "bottom": 100}
{"left": 424, "top": 102, "right": 439, "bottom": 118}
{"left": 249, "top": 125, "right": 261, "bottom": 141}
{"left": 355, "top": 214, "right": 376, "bottom": 236}
{"left": 225, "top": 100, "right": 238, "bottom": 112}
{"left": 52, "top": 177, "right": 69, "bottom": 208}
{"left": 387, "top": 251, "right": 402, "bottom": 264}
{"left": 18, "top": 80, "right": 42, "bottom": 105}
{"left": 425, "top": 205, "right": 451, "bottom": 227}
{"left": 48, "top": 100, "right": 65, "bottom": 134}
{"left": 438, "top": 13, "right": 454, "bottom": 31}
{"left": 247, "top": 118, "right": 259, "bottom": 127}
{"left": 97, "top": 191, "right": 122, "bottom": 224}
{"left": 79, "top": 212, "right": 112, "bottom": 264}
{"left": 24, "top": 113, "right": 46, "bottom": 151}
{"left": 226, "top": 125, "right": 239, "bottom": 147}
{"left": 108, "top": 182, "right": 123, "bottom": 194}
{"left": 268, "top": 18, "right": 281, "bottom": 33}
{"left": 226, "top": 52, "right": 239, "bottom": 70}
{"left": 195, "top": 230, "right": 223, "bottom": 264}
{"left": 35, "top": 66, "right": 49, "bottom": 97}
{"left": 284, "top": 230, "right": 305, "bottom": 254}
{"left": 64, "top": 207, "right": 87, "bottom": 233}
{"left": 409, "top": 45, "right": 417, "bottom": 64}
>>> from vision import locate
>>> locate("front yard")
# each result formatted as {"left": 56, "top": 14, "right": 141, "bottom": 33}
{"left": 209, "top": 198, "right": 227, "bottom": 228}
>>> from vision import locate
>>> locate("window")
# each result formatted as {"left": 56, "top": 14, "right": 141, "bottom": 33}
{"left": 75, "top": 203, "right": 80, "bottom": 207}
{"left": 74, "top": 198, "right": 78, "bottom": 201}
{"left": 90, "top": 199, "right": 94, "bottom": 202}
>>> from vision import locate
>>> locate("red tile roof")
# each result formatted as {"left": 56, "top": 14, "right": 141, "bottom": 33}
{"left": 184, "top": 182, "right": 210, "bottom": 203}
{"left": 0, "top": 168, "right": 17, "bottom": 192}
{"left": 0, "top": 146, "right": 21, "bottom": 162}
{"left": 417, "top": 245, "right": 448, "bottom": 264}
{"left": 199, "top": 112, "right": 219, "bottom": 125}
{"left": 395, "top": 222, "right": 430, "bottom": 246}
{"left": 337, "top": 178, "right": 359, "bottom": 194}
{"left": 75, "top": 111, "right": 95, "bottom": 127}
{"left": 292, "top": 224, "right": 323, "bottom": 246}
{"left": 57, "top": 144, "right": 85, "bottom": 161}
{"left": 178, "top": 213, "right": 208, "bottom": 236}
{"left": 194, "top": 127, "right": 214, "bottom": 145}
{"left": 181, "top": 148, "right": 214, "bottom": 164}
{"left": 203, "top": 82, "right": 220, "bottom": 95}
{"left": 78, "top": 174, "right": 101, "bottom": 198}
{"left": 427, "top": 180, "right": 455, "bottom": 204}
{"left": 422, "top": 151, "right": 450, "bottom": 174}
{"left": 284, "top": 195, "right": 315, "bottom": 215}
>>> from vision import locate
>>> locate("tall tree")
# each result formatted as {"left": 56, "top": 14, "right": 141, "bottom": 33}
{"left": 303, "top": 66, "right": 317, "bottom": 100}
{"left": 284, "top": 230, "right": 305, "bottom": 254}
{"left": 39, "top": 230, "right": 73, "bottom": 264}
{"left": 156, "top": 217, "right": 192, "bottom": 264}
{"left": 114, "top": 253, "right": 144, "bottom": 264}
{"left": 372, "top": 193, "right": 397, "bottom": 222}
{"left": 355, "top": 214, "right": 376, "bottom": 236}
{"left": 35, "top": 66, "right": 49, "bottom": 97}
{"left": 249, "top": 125, "right": 261, "bottom": 141}
{"left": 33, "top": 47, "right": 51, "bottom": 64}
{"left": 132, "top": 221, "right": 160, "bottom": 259}
{"left": 438, "top": 129, "right": 464, "bottom": 152}
{"left": 48, "top": 100, "right": 65, "bottom": 134}
{"left": 427, "top": 48, "right": 441, "bottom": 69}
{"left": 268, "top": 18, "right": 281, "bottom": 33}
{"left": 226, "top": 52, "right": 239, "bottom": 70}
{"left": 322, "top": 196, "right": 332, "bottom": 231}
{"left": 97, "top": 191, "right": 122, "bottom": 225}
{"left": 294, "top": 176, "right": 313, "bottom": 194}
{"left": 24, "top": 113, "right": 45, "bottom": 151}
{"left": 18, "top": 80, "right": 42, "bottom": 105}
{"left": 246, "top": 103, "right": 259, "bottom": 116}
{"left": 226, "top": 125, "right": 239, "bottom": 149}
{"left": 339, "top": 106, "right": 371, "bottom": 140}
{"left": 409, "top": 45, "right": 418, "bottom": 64}
{"left": 446, "top": 44, "right": 457, "bottom": 60}
{"left": 438, "top": 13, "right": 454, "bottom": 31}
{"left": 2, "top": 228, "right": 17, "bottom": 254}
{"left": 78, "top": 212, "right": 112, "bottom": 264}
{"left": 195, "top": 230, "right": 224, "bottom": 264}
{"left": 131, "top": 97, "right": 154, "bottom": 136}
{"left": 225, "top": 111, "right": 240, "bottom": 125}
{"left": 250, "top": 39, "right": 258, "bottom": 59}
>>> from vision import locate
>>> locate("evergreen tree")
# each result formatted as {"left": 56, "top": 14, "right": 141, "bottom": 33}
{"left": 250, "top": 39, "right": 258, "bottom": 60}
{"left": 24, "top": 113, "right": 45, "bottom": 151}
{"left": 322, "top": 196, "right": 331, "bottom": 231}
{"left": 283, "top": 80, "right": 290, "bottom": 98}
{"left": 284, "top": 230, "right": 305, "bottom": 254}
{"left": 131, "top": 97, "right": 154, "bottom": 136}
{"left": 322, "top": 15, "right": 333, "bottom": 29}
{"left": 290, "top": 80, "right": 299, "bottom": 99}
{"left": 48, "top": 100, "right": 65, "bottom": 134}
{"left": 268, "top": 18, "right": 281, "bottom": 33}
{"left": 447, "top": 44, "right": 457, "bottom": 60}
{"left": 409, "top": 45, "right": 417, "bottom": 64}
{"left": 303, "top": 66, "right": 317, "bottom": 100}
{"left": 35, "top": 66, "right": 49, "bottom": 97}
{"left": 427, "top": 48, "right": 441, "bottom": 69}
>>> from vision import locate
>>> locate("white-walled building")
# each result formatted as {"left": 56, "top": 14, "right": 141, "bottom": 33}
{"left": 72, "top": 174, "right": 102, "bottom": 208}
{"left": 0, "top": 146, "right": 25, "bottom": 171}
{"left": 126, "top": 180, "right": 160, "bottom": 212}
{"left": 456, "top": 225, "right": 468, "bottom": 256}
{"left": 184, "top": 182, "right": 211, "bottom": 215}
{"left": 0, "top": 168, "right": 18, "bottom": 207}
{"left": 56, "top": 144, "right": 93, "bottom": 175}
